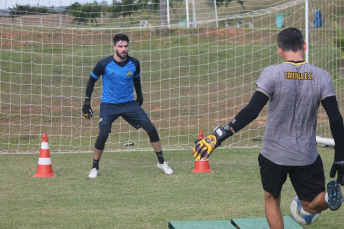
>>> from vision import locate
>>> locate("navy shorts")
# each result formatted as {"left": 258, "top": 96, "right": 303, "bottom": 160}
{"left": 99, "top": 101, "right": 150, "bottom": 129}
{"left": 258, "top": 153, "right": 325, "bottom": 201}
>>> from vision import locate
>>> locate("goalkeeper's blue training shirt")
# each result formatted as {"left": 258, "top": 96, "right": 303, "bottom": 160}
{"left": 91, "top": 55, "right": 140, "bottom": 104}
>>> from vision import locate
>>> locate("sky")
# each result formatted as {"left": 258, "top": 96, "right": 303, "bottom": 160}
{"left": 0, "top": 0, "right": 112, "bottom": 10}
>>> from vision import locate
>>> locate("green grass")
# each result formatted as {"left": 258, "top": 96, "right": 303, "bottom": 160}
{"left": 0, "top": 147, "right": 343, "bottom": 228}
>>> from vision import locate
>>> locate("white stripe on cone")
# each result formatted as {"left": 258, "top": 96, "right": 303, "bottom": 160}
{"left": 41, "top": 142, "right": 49, "bottom": 149}
{"left": 38, "top": 157, "right": 52, "bottom": 165}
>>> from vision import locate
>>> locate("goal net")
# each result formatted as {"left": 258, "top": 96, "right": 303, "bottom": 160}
{"left": 0, "top": 0, "right": 343, "bottom": 153}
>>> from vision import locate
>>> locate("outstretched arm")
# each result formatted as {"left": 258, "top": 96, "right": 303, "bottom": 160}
{"left": 225, "top": 90, "right": 269, "bottom": 134}
{"left": 193, "top": 91, "right": 269, "bottom": 160}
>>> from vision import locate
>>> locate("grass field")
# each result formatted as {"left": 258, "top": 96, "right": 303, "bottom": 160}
{"left": 1, "top": 1, "right": 344, "bottom": 228}
{"left": 1, "top": 146, "right": 343, "bottom": 228}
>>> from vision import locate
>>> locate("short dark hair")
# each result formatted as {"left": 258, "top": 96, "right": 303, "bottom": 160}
{"left": 113, "top": 33, "right": 129, "bottom": 46}
{"left": 277, "top": 28, "right": 304, "bottom": 52}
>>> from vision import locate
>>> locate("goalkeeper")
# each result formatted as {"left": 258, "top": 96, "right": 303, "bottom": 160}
{"left": 83, "top": 33, "right": 173, "bottom": 178}
{"left": 193, "top": 27, "right": 344, "bottom": 228}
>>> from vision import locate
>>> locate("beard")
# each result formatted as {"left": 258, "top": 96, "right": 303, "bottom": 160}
{"left": 116, "top": 49, "right": 127, "bottom": 60}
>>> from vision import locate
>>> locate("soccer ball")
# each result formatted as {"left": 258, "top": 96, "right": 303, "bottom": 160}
{"left": 289, "top": 196, "right": 321, "bottom": 225}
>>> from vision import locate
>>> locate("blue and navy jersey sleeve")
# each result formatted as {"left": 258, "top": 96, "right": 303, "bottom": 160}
{"left": 91, "top": 55, "right": 113, "bottom": 79}
{"left": 129, "top": 56, "right": 141, "bottom": 78}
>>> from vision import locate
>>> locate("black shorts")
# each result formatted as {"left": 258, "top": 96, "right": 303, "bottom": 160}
{"left": 258, "top": 153, "right": 325, "bottom": 201}
{"left": 99, "top": 101, "right": 150, "bottom": 129}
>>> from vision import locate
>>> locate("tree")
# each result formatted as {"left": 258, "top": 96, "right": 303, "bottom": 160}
{"left": 9, "top": 4, "right": 30, "bottom": 15}
{"left": 108, "top": 0, "right": 144, "bottom": 21}
{"left": 9, "top": 4, "right": 56, "bottom": 15}
{"left": 66, "top": 1, "right": 102, "bottom": 25}
{"left": 207, "top": 0, "right": 233, "bottom": 7}
{"left": 237, "top": 0, "right": 245, "bottom": 11}
{"left": 82, "top": 2, "right": 102, "bottom": 25}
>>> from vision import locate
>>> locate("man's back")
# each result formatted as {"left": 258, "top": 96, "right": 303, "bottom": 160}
{"left": 256, "top": 61, "right": 335, "bottom": 166}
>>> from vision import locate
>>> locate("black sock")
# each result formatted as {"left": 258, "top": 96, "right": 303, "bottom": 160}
{"left": 156, "top": 151, "right": 165, "bottom": 164}
{"left": 93, "top": 159, "right": 100, "bottom": 170}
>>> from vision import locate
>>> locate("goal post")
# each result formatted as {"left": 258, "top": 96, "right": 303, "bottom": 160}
{"left": 0, "top": 0, "right": 343, "bottom": 153}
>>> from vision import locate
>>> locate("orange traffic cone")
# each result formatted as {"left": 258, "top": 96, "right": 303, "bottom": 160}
{"left": 33, "top": 133, "right": 56, "bottom": 177}
{"left": 192, "top": 131, "right": 213, "bottom": 173}
{"left": 198, "top": 130, "right": 204, "bottom": 139}
{"left": 192, "top": 159, "right": 213, "bottom": 173}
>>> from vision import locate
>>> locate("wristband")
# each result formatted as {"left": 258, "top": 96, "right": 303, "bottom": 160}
{"left": 213, "top": 124, "right": 233, "bottom": 145}
{"left": 84, "top": 98, "right": 91, "bottom": 105}
{"left": 335, "top": 148, "right": 344, "bottom": 161}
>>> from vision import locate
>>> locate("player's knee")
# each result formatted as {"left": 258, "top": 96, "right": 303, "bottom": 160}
{"left": 95, "top": 124, "right": 111, "bottom": 150}
{"left": 141, "top": 122, "right": 160, "bottom": 142}
{"left": 148, "top": 129, "right": 160, "bottom": 143}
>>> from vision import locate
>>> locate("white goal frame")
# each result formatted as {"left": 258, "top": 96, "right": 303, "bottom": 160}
{"left": 0, "top": 0, "right": 342, "bottom": 153}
